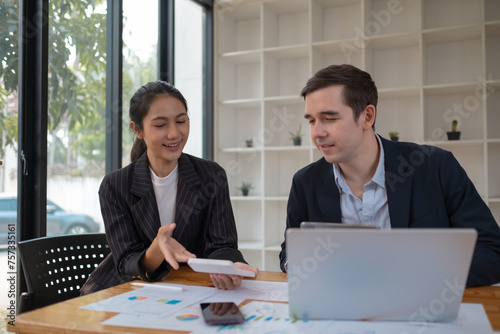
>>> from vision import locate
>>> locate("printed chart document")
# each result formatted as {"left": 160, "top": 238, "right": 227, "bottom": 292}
{"left": 83, "top": 282, "right": 493, "bottom": 333}
{"left": 102, "top": 300, "right": 332, "bottom": 333}
{"left": 102, "top": 301, "right": 492, "bottom": 334}
{"left": 207, "top": 280, "right": 288, "bottom": 303}
{"left": 81, "top": 283, "right": 218, "bottom": 317}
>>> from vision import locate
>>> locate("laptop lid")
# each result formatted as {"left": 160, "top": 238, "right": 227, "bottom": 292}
{"left": 286, "top": 228, "right": 477, "bottom": 322}
{"left": 300, "top": 221, "right": 379, "bottom": 229}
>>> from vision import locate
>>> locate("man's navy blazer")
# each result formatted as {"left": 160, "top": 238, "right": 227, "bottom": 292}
{"left": 279, "top": 137, "right": 500, "bottom": 287}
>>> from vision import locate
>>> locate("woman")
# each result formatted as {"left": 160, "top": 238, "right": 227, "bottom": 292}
{"left": 81, "top": 81, "right": 258, "bottom": 294}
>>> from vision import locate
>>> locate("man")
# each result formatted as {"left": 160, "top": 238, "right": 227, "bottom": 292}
{"left": 279, "top": 64, "right": 500, "bottom": 287}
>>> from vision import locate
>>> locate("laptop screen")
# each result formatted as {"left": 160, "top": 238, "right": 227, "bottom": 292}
{"left": 286, "top": 228, "right": 477, "bottom": 322}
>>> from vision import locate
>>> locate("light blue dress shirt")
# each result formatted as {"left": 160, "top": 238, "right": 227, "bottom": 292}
{"left": 333, "top": 134, "right": 391, "bottom": 229}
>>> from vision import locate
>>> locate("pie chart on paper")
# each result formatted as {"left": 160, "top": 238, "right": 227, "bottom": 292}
{"left": 176, "top": 314, "right": 200, "bottom": 321}
{"left": 128, "top": 296, "right": 147, "bottom": 301}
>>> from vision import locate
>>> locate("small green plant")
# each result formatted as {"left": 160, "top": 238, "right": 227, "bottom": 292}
{"left": 389, "top": 131, "right": 399, "bottom": 138}
{"left": 245, "top": 138, "right": 253, "bottom": 147}
{"left": 447, "top": 119, "right": 461, "bottom": 140}
{"left": 289, "top": 123, "right": 304, "bottom": 141}
{"left": 238, "top": 181, "right": 254, "bottom": 196}
{"left": 289, "top": 124, "right": 304, "bottom": 146}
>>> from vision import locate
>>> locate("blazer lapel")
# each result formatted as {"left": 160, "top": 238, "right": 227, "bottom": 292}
{"left": 173, "top": 154, "right": 201, "bottom": 237}
{"left": 381, "top": 138, "right": 412, "bottom": 228}
{"left": 130, "top": 153, "right": 161, "bottom": 242}
{"left": 315, "top": 158, "right": 342, "bottom": 222}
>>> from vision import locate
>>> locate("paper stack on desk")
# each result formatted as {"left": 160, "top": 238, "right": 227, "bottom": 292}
{"left": 82, "top": 281, "right": 493, "bottom": 333}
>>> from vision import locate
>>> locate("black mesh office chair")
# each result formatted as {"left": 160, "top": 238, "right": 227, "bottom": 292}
{"left": 18, "top": 233, "right": 110, "bottom": 313}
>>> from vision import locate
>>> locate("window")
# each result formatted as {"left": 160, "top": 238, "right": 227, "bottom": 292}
{"left": 122, "top": 0, "right": 159, "bottom": 165}
{"left": 3, "top": 0, "right": 214, "bottom": 244}
{"left": 1, "top": 0, "right": 19, "bottom": 241}
{"left": 175, "top": 0, "right": 205, "bottom": 158}
{"left": 46, "top": 1, "right": 107, "bottom": 235}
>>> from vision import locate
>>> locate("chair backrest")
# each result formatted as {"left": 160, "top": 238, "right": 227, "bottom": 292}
{"left": 18, "top": 233, "right": 110, "bottom": 312}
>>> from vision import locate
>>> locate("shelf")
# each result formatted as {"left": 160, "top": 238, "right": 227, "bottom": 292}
{"left": 485, "top": 23, "right": 500, "bottom": 82}
{"left": 219, "top": 98, "right": 261, "bottom": 107}
{"left": 377, "top": 93, "right": 422, "bottom": 142}
{"left": 487, "top": 203, "right": 500, "bottom": 228}
{"left": 423, "top": 26, "right": 482, "bottom": 86}
{"left": 264, "top": 201, "right": 287, "bottom": 247}
{"left": 366, "top": 33, "right": 420, "bottom": 90}
{"left": 264, "top": 245, "right": 281, "bottom": 252}
{"left": 311, "top": 0, "right": 362, "bottom": 43}
{"left": 219, "top": 49, "right": 261, "bottom": 62}
{"left": 217, "top": 151, "right": 262, "bottom": 197}
{"left": 485, "top": 0, "right": 500, "bottom": 22}
{"left": 488, "top": 143, "right": 500, "bottom": 198}
{"left": 378, "top": 87, "right": 420, "bottom": 98}
{"left": 262, "top": 0, "right": 309, "bottom": 48}
{"left": 264, "top": 196, "right": 288, "bottom": 202}
{"left": 423, "top": 82, "right": 483, "bottom": 94}
{"left": 263, "top": 95, "right": 303, "bottom": 103}
{"left": 264, "top": 150, "right": 309, "bottom": 197}
{"left": 217, "top": 104, "right": 260, "bottom": 149}
{"left": 312, "top": 41, "right": 363, "bottom": 73}
{"left": 423, "top": 0, "right": 481, "bottom": 30}
{"left": 364, "top": 0, "right": 421, "bottom": 36}
{"left": 423, "top": 85, "right": 484, "bottom": 141}
{"left": 487, "top": 86, "right": 500, "bottom": 139}
{"left": 233, "top": 201, "right": 262, "bottom": 244}
{"left": 231, "top": 196, "right": 263, "bottom": 201}
{"left": 218, "top": 56, "right": 261, "bottom": 101}
{"left": 215, "top": 0, "right": 498, "bottom": 271}
{"left": 238, "top": 241, "right": 264, "bottom": 250}
{"left": 434, "top": 142, "right": 485, "bottom": 196}
{"left": 262, "top": 97, "right": 307, "bottom": 147}
{"left": 217, "top": 1, "right": 261, "bottom": 54}
{"left": 263, "top": 47, "right": 310, "bottom": 98}
{"left": 263, "top": 146, "right": 311, "bottom": 151}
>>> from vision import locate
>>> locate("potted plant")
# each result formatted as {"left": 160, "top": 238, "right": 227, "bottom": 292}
{"left": 245, "top": 138, "right": 253, "bottom": 148}
{"left": 238, "top": 181, "right": 254, "bottom": 196}
{"left": 389, "top": 131, "right": 399, "bottom": 142}
{"left": 289, "top": 124, "right": 304, "bottom": 146}
{"left": 447, "top": 120, "right": 461, "bottom": 140}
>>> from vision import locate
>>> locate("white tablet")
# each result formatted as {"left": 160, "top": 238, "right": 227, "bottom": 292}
{"left": 187, "top": 258, "right": 255, "bottom": 277}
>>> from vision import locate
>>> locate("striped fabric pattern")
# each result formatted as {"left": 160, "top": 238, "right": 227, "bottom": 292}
{"left": 80, "top": 152, "right": 245, "bottom": 294}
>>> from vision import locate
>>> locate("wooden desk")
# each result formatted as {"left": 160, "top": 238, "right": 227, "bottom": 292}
{"left": 7, "top": 267, "right": 500, "bottom": 333}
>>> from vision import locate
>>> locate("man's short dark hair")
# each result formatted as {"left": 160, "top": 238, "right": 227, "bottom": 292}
{"left": 301, "top": 64, "right": 378, "bottom": 127}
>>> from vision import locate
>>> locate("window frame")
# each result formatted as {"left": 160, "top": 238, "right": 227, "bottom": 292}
{"left": 16, "top": 0, "right": 214, "bottom": 302}
{"left": 160, "top": 0, "right": 214, "bottom": 159}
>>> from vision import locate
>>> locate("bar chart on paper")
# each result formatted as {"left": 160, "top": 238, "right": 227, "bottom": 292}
{"left": 82, "top": 285, "right": 218, "bottom": 317}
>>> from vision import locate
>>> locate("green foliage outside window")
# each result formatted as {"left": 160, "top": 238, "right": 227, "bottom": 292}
{"left": 1, "top": 0, "right": 107, "bottom": 176}
{"left": 1, "top": 0, "right": 158, "bottom": 176}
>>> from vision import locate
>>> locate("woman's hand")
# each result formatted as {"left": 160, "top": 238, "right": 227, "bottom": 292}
{"left": 210, "top": 262, "right": 259, "bottom": 290}
{"left": 156, "top": 223, "right": 196, "bottom": 269}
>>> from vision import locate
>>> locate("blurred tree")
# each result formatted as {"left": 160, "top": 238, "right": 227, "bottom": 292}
{"left": 0, "top": 0, "right": 19, "bottom": 155}
{"left": 1, "top": 0, "right": 158, "bottom": 175}
{"left": 0, "top": 0, "right": 107, "bottom": 176}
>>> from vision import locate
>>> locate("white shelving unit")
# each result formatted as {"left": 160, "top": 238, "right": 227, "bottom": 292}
{"left": 214, "top": 0, "right": 500, "bottom": 271}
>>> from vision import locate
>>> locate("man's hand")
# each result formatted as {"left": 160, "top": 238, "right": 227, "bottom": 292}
{"left": 210, "top": 262, "right": 259, "bottom": 290}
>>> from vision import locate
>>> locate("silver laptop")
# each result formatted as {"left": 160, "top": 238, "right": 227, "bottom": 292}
{"left": 286, "top": 228, "right": 477, "bottom": 322}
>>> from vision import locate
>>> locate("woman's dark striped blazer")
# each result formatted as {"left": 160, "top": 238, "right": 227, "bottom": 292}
{"left": 81, "top": 152, "right": 245, "bottom": 294}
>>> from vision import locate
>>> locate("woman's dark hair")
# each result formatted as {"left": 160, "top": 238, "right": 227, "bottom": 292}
{"left": 129, "top": 81, "right": 188, "bottom": 162}
{"left": 300, "top": 64, "right": 378, "bottom": 129}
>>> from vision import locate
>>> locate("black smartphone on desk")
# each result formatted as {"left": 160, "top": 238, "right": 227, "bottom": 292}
{"left": 200, "top": 302, "right": 244, "bottom": 325}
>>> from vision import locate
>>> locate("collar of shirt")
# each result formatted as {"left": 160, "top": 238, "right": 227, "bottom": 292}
{"left": 333, "top": 133, "right": 386, "bottom": 193}
{"left": 149, "top": 164, "right": 179, "bottom": 185}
